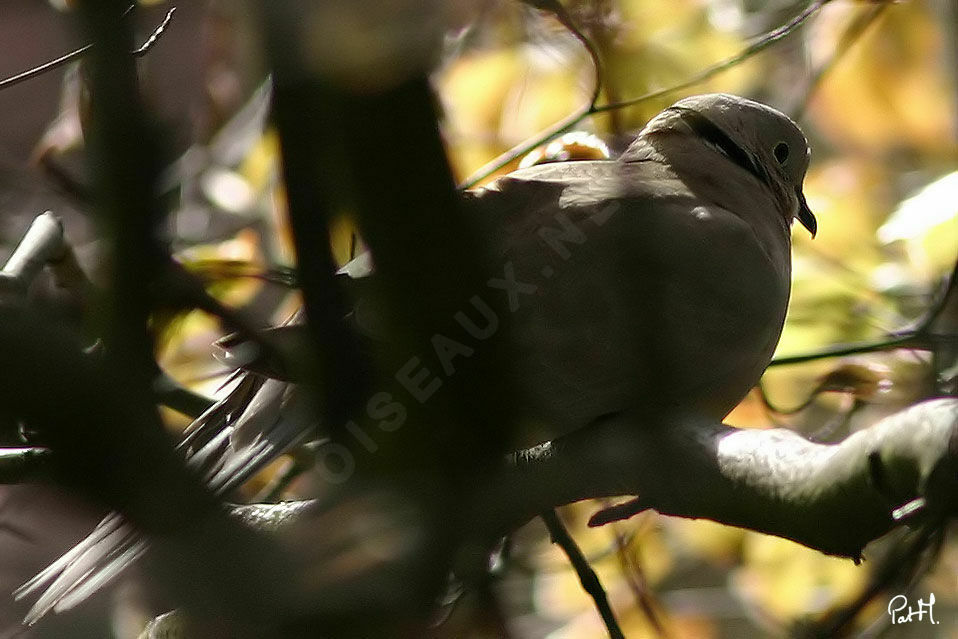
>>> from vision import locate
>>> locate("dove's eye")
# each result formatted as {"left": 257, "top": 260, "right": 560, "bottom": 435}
{"left": 773, "top": 142, "right": 789, "bottom": 165}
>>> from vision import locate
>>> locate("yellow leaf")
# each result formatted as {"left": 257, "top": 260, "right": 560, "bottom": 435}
{"left": 808, "top": 1, "right": 955, "bottom": 153}
{"left": 733, "top": 533, "right": 866, "bottom": 622}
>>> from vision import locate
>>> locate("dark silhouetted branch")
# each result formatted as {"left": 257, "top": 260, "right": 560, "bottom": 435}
{"left": 261, "top": 4, "right": 371, "bottom": 446}
{"left": 36, "top": 1, "right": 304, "bottom": 628}
{"left": 541, "top": 509, "right": 625, "bottom": 639}
{"left": 0, "top": 447, "right": 54, "bottom": 483}
{"left": 152, "top": 370, "right": 215, "bottom": 419}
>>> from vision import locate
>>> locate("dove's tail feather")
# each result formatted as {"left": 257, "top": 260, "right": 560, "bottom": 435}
{"left": 13, "top": 366, "right": 320, "bottom": 625}
{"left": 17, "top": 521, "right": 144, "bottom": 625}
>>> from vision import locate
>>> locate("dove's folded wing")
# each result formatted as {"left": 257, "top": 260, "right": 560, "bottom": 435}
{"left": 464, "top": 159, "right": 790, "bottom": 445}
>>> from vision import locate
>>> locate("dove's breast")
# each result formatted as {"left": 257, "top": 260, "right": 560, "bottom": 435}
{"left": 475, "top": 160, "right": 791, "bottom": 445}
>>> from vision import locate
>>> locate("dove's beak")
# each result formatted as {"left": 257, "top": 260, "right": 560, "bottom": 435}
{"left": 796, "top": 188, "right": 817, "bottom": 238}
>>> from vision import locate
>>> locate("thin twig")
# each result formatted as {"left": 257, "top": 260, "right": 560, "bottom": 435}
{"left": 592, "top": 0, "right": 831, "bottom": 116}
{"left": 756, "top": 380, "right": 821, "bottom": 415}
{"left": 185, "top": 260, "right": 297, "bottom": 287}
{"left": 131, "top": 8, "right": 176, "bottom": 57}
{"left": 156, "top": 262, "right": 296, "bottom": 379}
{"left": 757, "top": 378, "right": 865, "bottom": 419}
{"left": 460, "top": 0, "right": 832, "bottom": 189}
{"left": 903, "top": 259, "right": 958, "bottom": 336}
{"left": 459, "top": 3, "right": 603, "bottom": 188}
{"left": 609, "top": 520, "right": 669, "bottom": 638}
{"left": 507, "top": 526, "right": 639, "bottom": 575}
{"left": 588, "top": 497, "right": 650, "bottom": 528}
{"left": 0, "top": 44, "right": 93, "bottom": 93}
{"left": 792, "top": 4, "right": 887, "bottom": 119}
{"left": 0, "top": 5, "right": 175, "bottom": 93}
{"left": 547, "top": 3, "right": 603, "bottom": 109}
{"left": 771, "top": 260, "right": 958, "bottom": 367}
{"left": 585, "top": 1, "right": 626, "bottom": 137}
{"left": 797, "top": 522, "right": 945, "bottom": 638}
{"left": 152, "top": 370, "right": 216, "bottom": 419}
{"left": 770, "top": 335, "right": 924, "bottom": 367}
{"left": 541, "top": 509, "right": 625, "bottom": 639}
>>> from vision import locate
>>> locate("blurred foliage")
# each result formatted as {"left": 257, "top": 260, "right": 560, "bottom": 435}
{"left": 19, "top": 0, "right": 958, "bottom": 636}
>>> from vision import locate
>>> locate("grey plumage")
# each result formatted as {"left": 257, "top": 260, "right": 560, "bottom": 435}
{"left": 15, "top": 93, "right": 815, "bottom": 623}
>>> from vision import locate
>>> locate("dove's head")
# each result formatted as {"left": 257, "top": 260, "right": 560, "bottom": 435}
{"left": 645, "top": 93, "right": 817, "bottom": 238}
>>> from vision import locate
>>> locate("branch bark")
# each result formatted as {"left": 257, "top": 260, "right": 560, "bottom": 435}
{"left": 186, "top": 398, "right": 957, "bottom": 564}
{"left": 132, "top": 398, "right": 958, "bottom": 576}
{"left": 541, "top": 509, "right": 625, "bottom": 639}
{"left": 483, "top": 398, "right": 958, "bottom": 560}
{"left": 136, "top": 398, "right": 957, "bottom": 637}
{"left": 0, "top": 212, "right": 90, "bottom": 305}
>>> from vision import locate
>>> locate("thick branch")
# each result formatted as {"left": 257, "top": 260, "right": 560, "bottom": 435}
{"left": 205, "top": 402, "right": 956, "bottom": 584}
{"left": 135, "top": 399, "right": 957, "bottom": 637}
{"left": 486, "top": 398, "right": 958, "bottom": 560}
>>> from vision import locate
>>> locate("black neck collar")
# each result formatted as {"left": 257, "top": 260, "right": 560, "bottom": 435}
{"left": 666, "top": 106, "right": 772, "bottom": 189}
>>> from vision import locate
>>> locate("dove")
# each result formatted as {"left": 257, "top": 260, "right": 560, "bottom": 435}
{"left": 449, "top": 92, "right": 814, "bottom": 445}
{"left": 14, "top": 93, "right": 816, "bottom": 623}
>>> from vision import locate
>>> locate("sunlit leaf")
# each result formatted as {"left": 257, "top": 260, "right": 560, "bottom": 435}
{"left": 878, "top": 171, "right": 958, "bottom": 277}
{"left": 808, "top": 1, "right": 955, "bottom": 153}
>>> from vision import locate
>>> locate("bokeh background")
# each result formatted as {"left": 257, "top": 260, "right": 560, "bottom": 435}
{"left": 0, "top": 0, "right": 955, "bottom": 637}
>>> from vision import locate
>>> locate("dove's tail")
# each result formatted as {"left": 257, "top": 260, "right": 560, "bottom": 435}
{"left": 12, "top": 368, "right": 311, "bottom": 625}
{"left": 14, "top": 514, "right": 145, "bottom": 625}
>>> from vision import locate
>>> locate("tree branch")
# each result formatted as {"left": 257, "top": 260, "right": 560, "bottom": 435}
{"left": 0, "top": 212, "right": 90, "bottom": 305}
{"left": 0, "top": 447, "right": 54, "bottom": 483}
{"left": 770, "top": 258, "right": 958, "bottom": 368}
{"left": 791, "top": 3, "right": 888, "bottom": 119}
{"left": 132, "top": 398, "right": 957, "bottom": 637}
{"left": 260, "top": 4, "right": 372, "bottom": 444}
{"left": 541, "top": 509, "right": 625, "bottom": 639}
{"left": 0, "top": 213, "right": 218, "bottom": 420}
{"left": 483, "top": 398, "right": 958, "bottom": 561}
{"left": 0, "top": 6, "right": 176, "bottom": 93}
